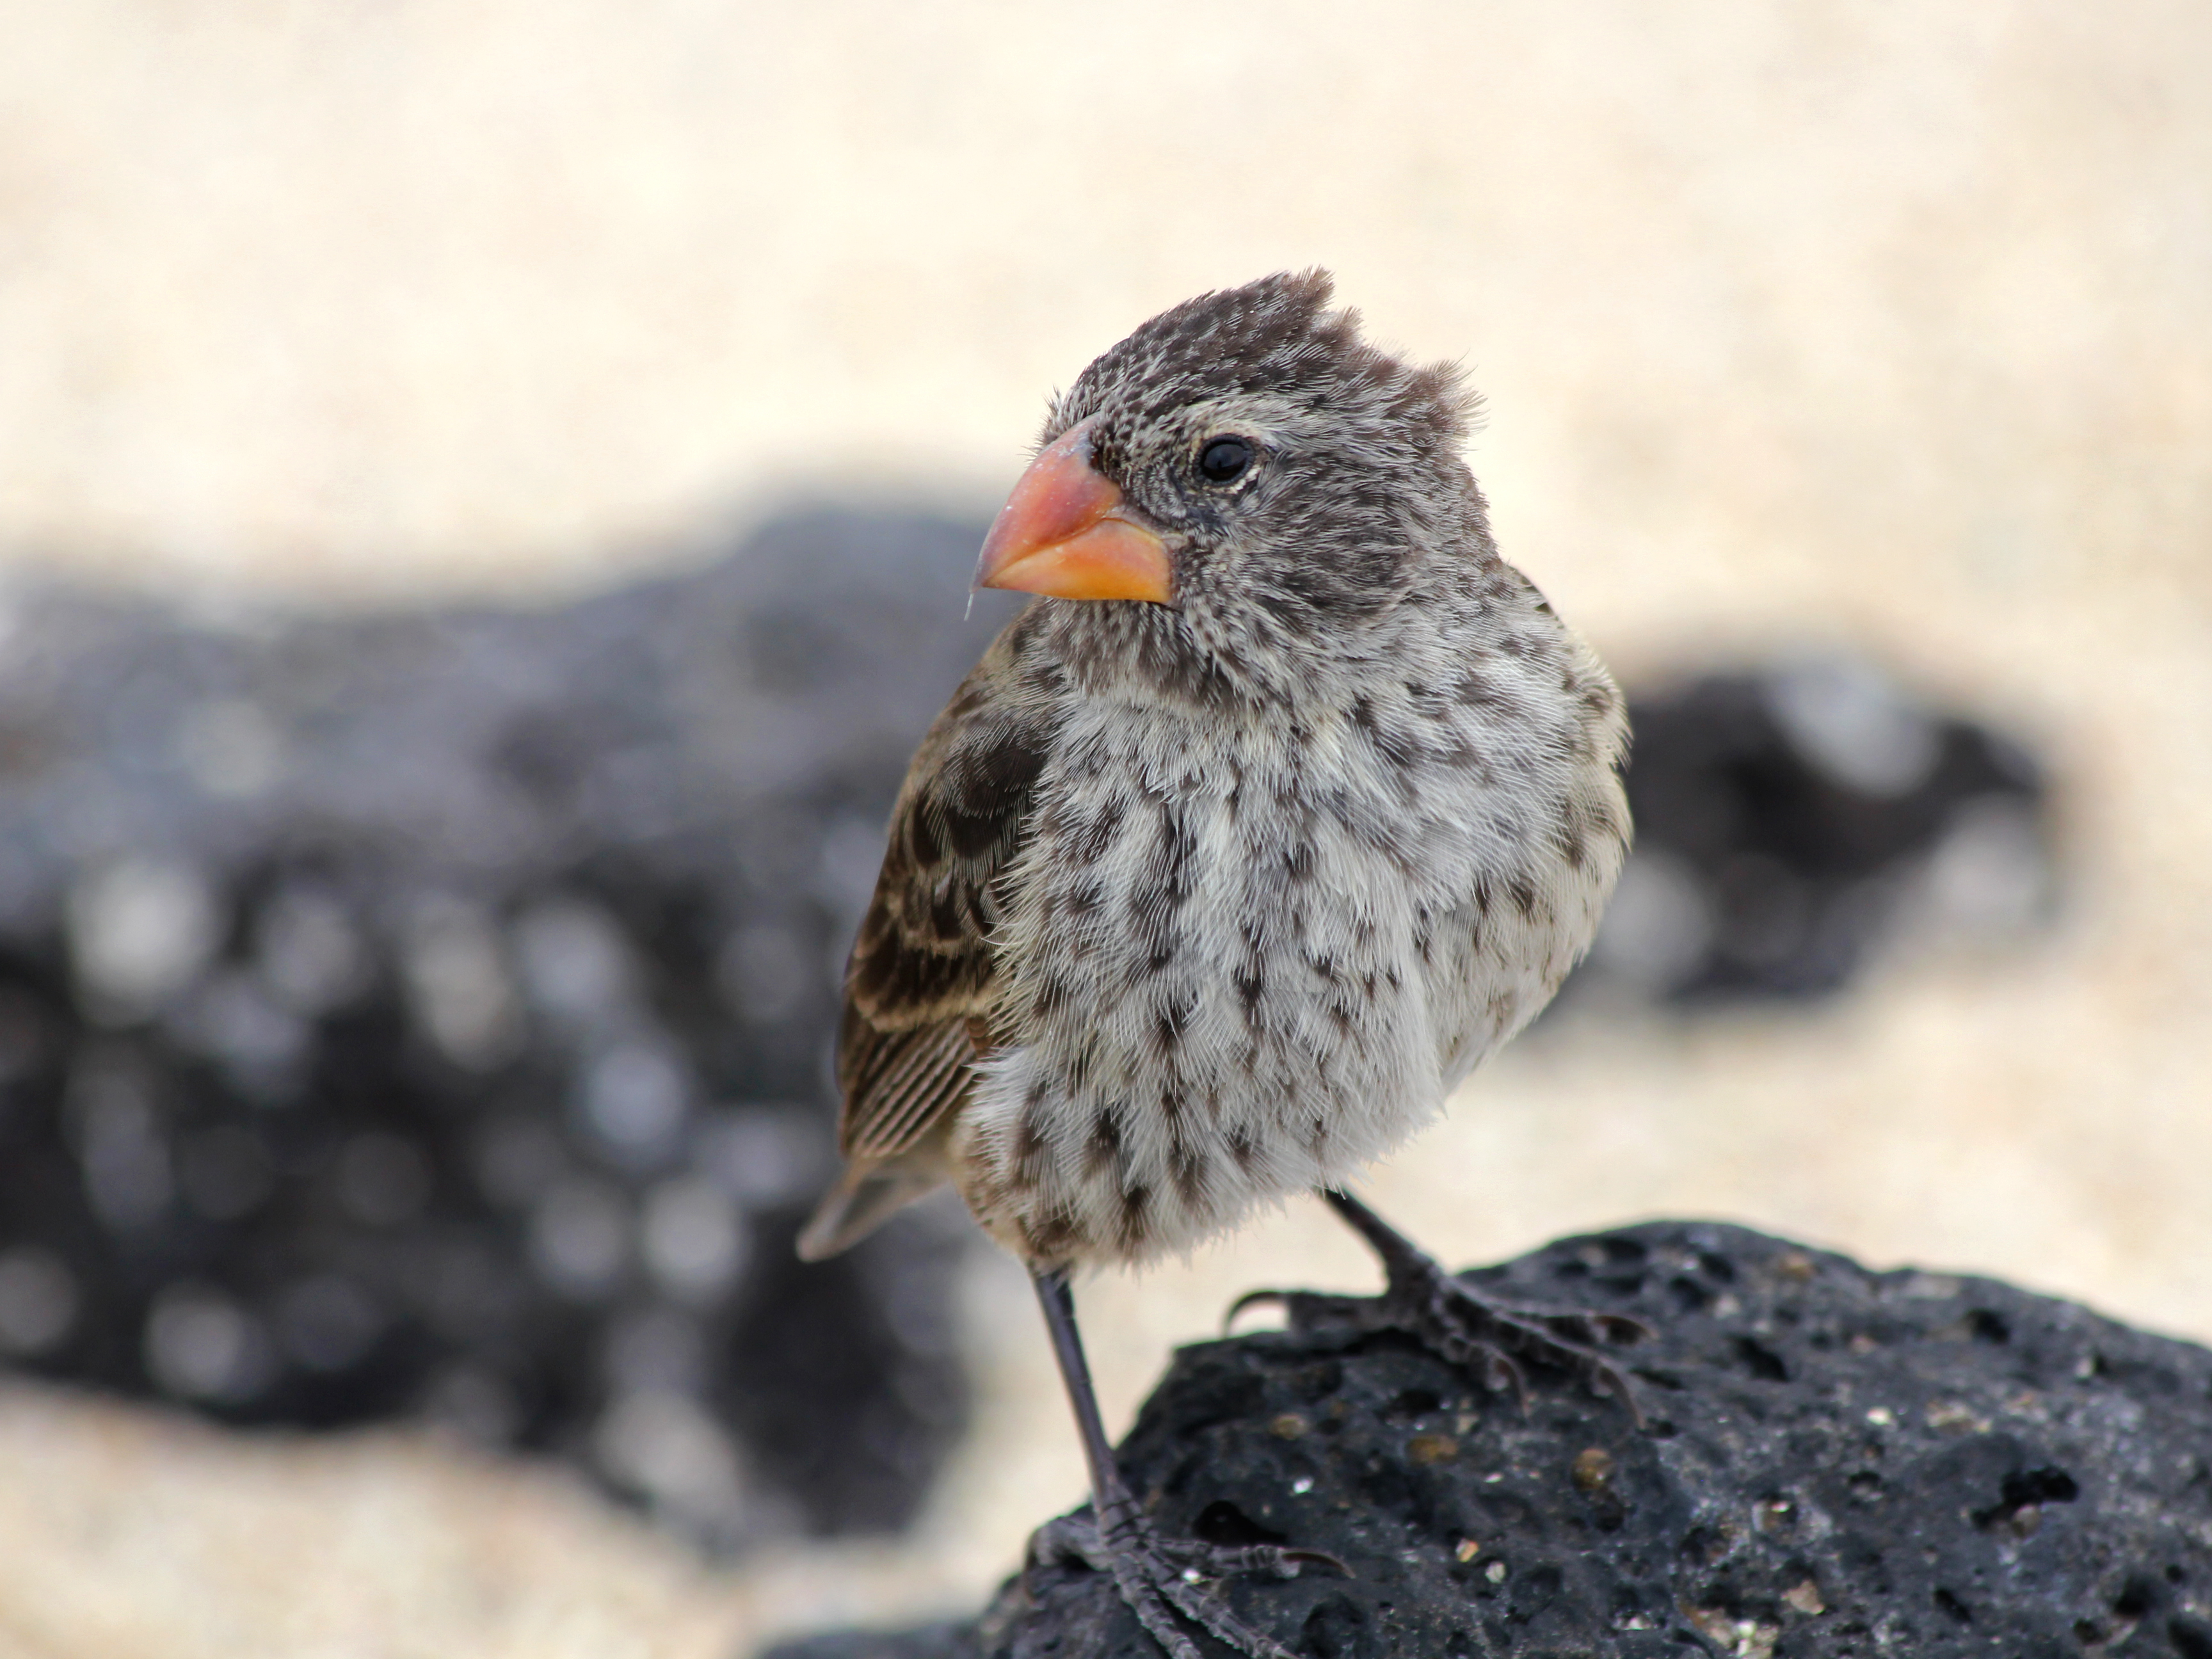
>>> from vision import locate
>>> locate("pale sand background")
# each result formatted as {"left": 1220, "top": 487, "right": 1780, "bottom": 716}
{"left": 2, "top": 4, "right": 2209, "bottom": 1656}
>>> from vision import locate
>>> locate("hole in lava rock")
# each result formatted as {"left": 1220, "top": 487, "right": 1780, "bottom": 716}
{"left": 1972, "top": 1465, "right": 2080, "bottom": 1531}
{"left": 1731, "top": 1336, "right": 1790, "bottom": 1381}
{"left": 1507, "top": 1564, "right": 1564, "bottom": 1623}
{"left": 1192, "top": 1500, "right": 1288, "bottom": 1548}
{"left": 1965, "top": 1308, "right": 2010, "bottom": 1343}
{"left": 2114, "top": 1575, "right": 2163, "bottom": 1620}
{"left": 2168, "top": 1615, "right": 2212, "bottom": 1659}
{"left": 1387, "top": 1388, "right": 1443, "bottom": 1420}
{"left": 1678, "top": 1526, "right": 1732, "bottom": 1565}
{"left": 1299, "top": 1594, "right": 1365, "bottom": 1659}
{"left": 2017, "top": 1477, "right": 2079, "bottom": 1512}
{"left": 1933, "top": 1587, "right": 1973, "bottom": 1624}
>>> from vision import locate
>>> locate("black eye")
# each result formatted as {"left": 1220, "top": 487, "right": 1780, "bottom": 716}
{"left": 1197, "top": 436, "right": 1253, "bottom": 485}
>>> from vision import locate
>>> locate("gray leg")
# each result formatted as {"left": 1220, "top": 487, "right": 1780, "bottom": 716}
{"left": 1029, "top": 1267, "right": 1336, "bottom": 1659}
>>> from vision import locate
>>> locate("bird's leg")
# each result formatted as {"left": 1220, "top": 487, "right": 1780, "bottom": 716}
{"left": 1231, "top": 1190, "right": 1651, "bottom": 1423}
{"left": 1027, "top": 1267, "right": 1335, "bottom": 1659}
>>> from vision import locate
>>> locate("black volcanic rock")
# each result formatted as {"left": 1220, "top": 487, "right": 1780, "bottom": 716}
{"left": 767, "top": 1224, "right": 2212, "bottom": 1658}
{"left": 1575, "top": 657, "right": 2056, "bottom": 1005}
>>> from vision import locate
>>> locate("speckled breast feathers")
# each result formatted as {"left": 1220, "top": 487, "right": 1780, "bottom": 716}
{"left": 813, "top": 271, "right": 1629, "bottom": 1270}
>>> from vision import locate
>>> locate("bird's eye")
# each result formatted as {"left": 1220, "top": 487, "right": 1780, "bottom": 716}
{"left": 1196, "top": 437, "right": 1253, "bottom": 485}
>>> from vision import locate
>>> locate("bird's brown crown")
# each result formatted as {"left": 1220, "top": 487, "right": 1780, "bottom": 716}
{"left": 1046, "top": 269, "right": 1472, "bottom": 460}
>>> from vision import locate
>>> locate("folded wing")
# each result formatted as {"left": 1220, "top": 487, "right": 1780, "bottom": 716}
{"left": 797, "top": 621, "right": 1058, "bottom": 1259}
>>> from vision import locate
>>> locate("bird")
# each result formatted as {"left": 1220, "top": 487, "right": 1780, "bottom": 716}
{"left": 797, "top": 270, "right": 1640, "bottom": 1659}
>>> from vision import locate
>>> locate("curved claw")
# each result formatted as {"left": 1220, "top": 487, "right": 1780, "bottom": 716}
{"left": 1224, "top": 1288, "right": 1290, "bottom": 1333}
{"left": 1586, "top": 1358, "right": 1649, "bottom": 1427}
{"left": 1283, "top": 1546, "right": 1351, "bottom": 1576}
{"left": 1480, "top": 1348, "right": 1533, "bottom": 1413}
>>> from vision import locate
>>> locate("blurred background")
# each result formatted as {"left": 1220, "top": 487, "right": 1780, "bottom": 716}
{"left": 2, "top": 4, "right": 2208, "bottom": 1656}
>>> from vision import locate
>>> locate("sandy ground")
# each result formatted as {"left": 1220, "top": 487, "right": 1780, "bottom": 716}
{"left": 1, "top": 4, "right": 2209, "bottom": 1656}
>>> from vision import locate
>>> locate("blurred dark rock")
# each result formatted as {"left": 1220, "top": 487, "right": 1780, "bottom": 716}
{"left": 767, "top": 1224, "right": 2212, "bottom": 1659}
{"left": 1576, "top": 656, "right": 2056, "bottom": 1004}
{"left": 0, "top": 506, "right": 1018, "bottom": 1548}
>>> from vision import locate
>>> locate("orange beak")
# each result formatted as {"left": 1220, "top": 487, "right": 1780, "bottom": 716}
{"left": 972, "top": 419, "right": 1173, "bottom": 604}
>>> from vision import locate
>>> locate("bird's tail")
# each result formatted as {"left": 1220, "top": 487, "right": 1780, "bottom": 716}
{"left": 795, "top": 1160, "right": 947, "bottom": 1261}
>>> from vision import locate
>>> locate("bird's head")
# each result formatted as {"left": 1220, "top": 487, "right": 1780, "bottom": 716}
{"left": 974, "top": 270, "right": 1487, "bottom": 678}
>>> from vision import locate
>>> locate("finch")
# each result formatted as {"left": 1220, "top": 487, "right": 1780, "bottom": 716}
{"left": 801, "top": 271, "right": 1638, "bottom": 1658}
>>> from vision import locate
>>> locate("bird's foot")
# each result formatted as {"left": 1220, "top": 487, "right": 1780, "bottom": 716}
{"left": 1029, "top": 1484, "right": 1340, "bottom": 1659}
{"left": 1232, "top": 1250, "right": 1651, "bottom": 1423}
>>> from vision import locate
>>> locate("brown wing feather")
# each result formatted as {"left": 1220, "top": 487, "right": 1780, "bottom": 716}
{"left": 838, "top": 1016, "right": 978, "bottom": 1161}
{"left": 833, "top": 618, "right": 1058, "bottom": 1164}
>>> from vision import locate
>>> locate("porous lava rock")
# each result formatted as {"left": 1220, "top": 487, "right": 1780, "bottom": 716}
{"left": 768, "top": 1223, "right": 2212, "bottom": 1658}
